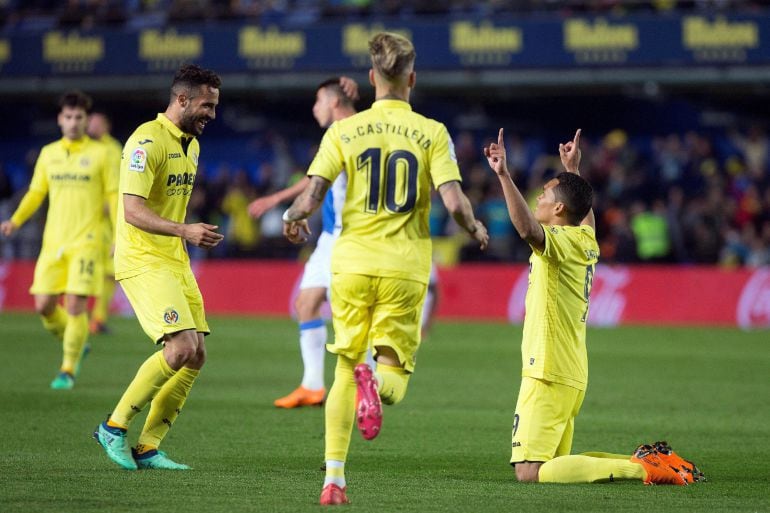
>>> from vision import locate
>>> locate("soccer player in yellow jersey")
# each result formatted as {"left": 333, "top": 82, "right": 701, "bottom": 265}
{"left": 1, "top": 91, "right": 117, "bottom": 390}
{"left": 282, "top": 32, "right": 489, "bottom": 505}
{"left": 87, "top": 111, "right": 122, "bottom": 334}
{"left": 93, "top": 64, "right": 224, "bottom": 471}
{"left": 484, "top": 129, "right": 702, "bottom": 486}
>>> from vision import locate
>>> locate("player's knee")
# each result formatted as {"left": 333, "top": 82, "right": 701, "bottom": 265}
{"left": 164, "top": 331, "right": 201, "bottom": 369}
{"left": 295, "top": 293, "right": 321, "bottom": 321}
{"left": 514, "top": 463, "right": 541, "bottom": 483}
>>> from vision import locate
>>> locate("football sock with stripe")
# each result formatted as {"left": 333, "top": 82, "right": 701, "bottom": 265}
{"left": 375, "top": 363, "right": 410, "bottom": 405}
{"left": 110, "top": 350, "right": 176, "bottom": 427}
{"left": 41, "top": 305, "right": 67, "bottom": 340}
{"left": 299, "top": 319, "right": 327, "bottom": 391}
{"left": 61, "top": 312, "right": 88, "bottom": 375}
{"left": 324, "top": 355, "right": 358, "bottom": 462}
{"left": 138, "top": 366, "right": 199, "bottom": 448}
{"left": 324, "top": 460, "right": 346, "bottom": 488}
{"left": 538, "top": 455, "right": 645, "bottom": 483}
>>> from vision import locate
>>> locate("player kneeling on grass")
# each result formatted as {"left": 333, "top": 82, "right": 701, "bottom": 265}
{"left": 484, "top": 128, "right": 704, "bottom": 486}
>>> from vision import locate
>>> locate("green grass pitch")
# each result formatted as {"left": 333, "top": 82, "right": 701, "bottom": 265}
{"left": 1, "top": 312, "right": 768, "bottom": 512}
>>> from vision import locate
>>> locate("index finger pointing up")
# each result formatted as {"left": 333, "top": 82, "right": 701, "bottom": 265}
{"left": 498, "top": 127, "right": 504, "bottom": 146}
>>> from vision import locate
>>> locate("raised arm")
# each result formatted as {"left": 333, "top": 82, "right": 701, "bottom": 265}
{"left": 281, "top": 175, "right": 331, "bottom": 244}
{"left": 437, "top": 181, "right": 488, "bottom": 250}
{"left": 559, "top": 129, "right": 595, "bottom": 230}
{"left": 123, "top": 193, "right": 224, "bottom": 249}
{"left": 484, "top": 128, "right": 545, "bottom": 252}
{"left": 248, "top": 176, "right": 310, "bottom": 219}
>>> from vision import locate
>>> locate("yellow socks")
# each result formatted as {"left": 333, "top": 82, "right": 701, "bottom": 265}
{"left": 110, "top": 351, "right": 176, "bottom": 427}
{"left": 137, "top": 367, "right": 199, "bottom": 448}
{"left": 538, "top": 455, "right": 646, "bottom": 483}
{"left": 324, "top": 355, "right": 358, "bottom": 462}
{"left": 41, "top": 305, "right": 67, "bottom": 340}
{"left": 91, "top": 277, "right": 115, "bottom": 325}
{"left": 580, "top": 451, "right": 632, "bottom": 460}
{"left": 375, "top": 363, "right": 410, "bottom": 405}
{"left": 60, "top": 312, "right": 88, "bottom": 375}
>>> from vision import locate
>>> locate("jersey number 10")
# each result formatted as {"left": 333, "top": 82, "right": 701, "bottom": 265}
{"left": 357, "top": 148, "right": 418, "bottom": 214}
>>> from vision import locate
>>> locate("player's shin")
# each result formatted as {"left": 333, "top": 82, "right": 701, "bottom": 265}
{"left": 538, "top": 455, "right": 645, "bottom": 483}
{"left": 41, "top": 305, "right": 68, "bottom": 340}
{"left": 61, "top": 312, "right": 88, "bottom": 374}
{"left": 137, "top": 366, "right": 199, "bottom": 450}
{"left": 109, "top": 350, "right": 176, "bottom": 428}
{"left": 325, "top": 355, "right": 357, "bottom": 462}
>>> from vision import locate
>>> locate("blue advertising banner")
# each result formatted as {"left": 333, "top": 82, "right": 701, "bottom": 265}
{"left": 0, "top": 13, "right": 768, "bottom": 78}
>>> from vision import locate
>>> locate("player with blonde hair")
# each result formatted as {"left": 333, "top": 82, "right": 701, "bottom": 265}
{"left": 282, "top": 32, "right": 488, "bottom": 505}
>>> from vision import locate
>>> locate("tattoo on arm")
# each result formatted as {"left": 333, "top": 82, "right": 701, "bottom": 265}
{"left": 285, "top": 176, "right": 331, "bottom": 221}
{"left": 308, "top": 177, "right": 329, "bottom": 202}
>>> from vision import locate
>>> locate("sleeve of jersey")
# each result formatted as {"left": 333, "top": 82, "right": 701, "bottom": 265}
{"left": 429, "top": 124, "right": 462, "bottom": 188}
{"left": 10, "top": 150, "right": 49, "bottom": 226}
{"left": 306, "top": 125, "right": 343, "bottom": 183}
{"left": 120, "top": 136, "right": 157, "bottom": 199}
{"left": 537, "top": 225, "right": 570, "bottom": 262}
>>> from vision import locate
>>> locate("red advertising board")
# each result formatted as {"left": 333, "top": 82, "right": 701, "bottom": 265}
{"left": 1, "top": 260, "right": 768, "bottom": 328}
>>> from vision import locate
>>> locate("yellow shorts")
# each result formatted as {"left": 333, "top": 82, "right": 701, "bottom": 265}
{"left": 30, "top": 244, "right": 104, "bottom": 297}
{"left": 510, "top": 377, "right": 585, "bottom": 464}
{"left": 119, "top": 267, "right": 209, "bottom": 343}
{"left": 329, "top": 273, "right": 426, "bottom": 372}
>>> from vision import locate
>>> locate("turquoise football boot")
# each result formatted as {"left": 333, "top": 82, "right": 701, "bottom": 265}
{"left": 132, "top": 448, "right": 191, "bottom": 470}
{"left": 50, "top": 371, "right": 74, "bottom": 390}
{"left": 93, "top": 421, "right": 137, "bottom": 470}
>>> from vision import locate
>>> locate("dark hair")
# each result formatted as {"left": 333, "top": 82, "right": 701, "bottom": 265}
{"left": 317, "top": 77, "right": 354, "bottom": 108}
{"left": 58, "top": 90, "right": 93, "bottom": 113}
{"left": 171, "top": 64, "right": 221, "bottom": 99}
{"left": 553, "top": 172, "right": 593, "bottom": 225}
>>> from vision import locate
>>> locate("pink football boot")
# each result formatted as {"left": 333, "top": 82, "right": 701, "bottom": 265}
{"left": 354, "top": 363, "right": 382, "bottom": 440}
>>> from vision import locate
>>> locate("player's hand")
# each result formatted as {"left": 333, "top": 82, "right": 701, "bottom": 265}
{"left": 470, "top": 220, "right": 489, "bottom": 251}
{"left": 339, "top": 76, "right": 360, "bottom": 102}
{"left": 182, "top": 223, "right": 224, "bottom": 248}
{"left": 559, "top": 129, "right": 582, "bottom": 174}
{"left": 483, "top": 128, "right": 509, "bottom": 177}
{"left": 283, "top": 219, "right": 310, "bottom": 244}
{"left": 248, "top": 196, "right": 279, "bottom": 219}
{"left": 0, "top": 220, "right": 18, "bottom": 237}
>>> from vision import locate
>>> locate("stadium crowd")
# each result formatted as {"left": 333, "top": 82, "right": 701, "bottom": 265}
{"left": 2, "top": 122, "right": 768, "bottom": 267}
{"left": 1, "top": 0, "right": 763, "bottom": 30}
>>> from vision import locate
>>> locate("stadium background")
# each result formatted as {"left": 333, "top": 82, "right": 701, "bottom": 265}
{"left": 2, "top": 1, "right": 770, "bottom": 327}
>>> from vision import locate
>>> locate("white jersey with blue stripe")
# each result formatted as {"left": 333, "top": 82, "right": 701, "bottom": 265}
{"left": 321, "top": 171, "right": 347, "bottom": 234}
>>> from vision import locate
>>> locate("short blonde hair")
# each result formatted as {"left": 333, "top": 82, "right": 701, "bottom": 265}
{"left": 368, "top": 32, "right": 416, "bottom": 80}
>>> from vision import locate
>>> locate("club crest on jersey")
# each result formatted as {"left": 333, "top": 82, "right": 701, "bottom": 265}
{"left": 163, "top": 308, "right": 179, "bottom": 324}
{"left": 129, "top": 148, "right": 147, "bottom": 172}
{"left": 80, "top": 157, "right": 90, "bottom": 167}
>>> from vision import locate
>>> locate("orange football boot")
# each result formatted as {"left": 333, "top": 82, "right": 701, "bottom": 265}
{"left": 273, "top": 386, "right": 325, "bottom": 408}
{"left": 630, "top": 444, "right": 688, "bottom": 486}
{"left": 653, "top": 441, "right": 705, "bottom": 483}
{"left": 319, "top": 483, "right": 349, "bottom": 506}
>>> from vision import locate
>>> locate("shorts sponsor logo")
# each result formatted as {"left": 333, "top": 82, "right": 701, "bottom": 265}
{"left": 129, "top": 148, "right": 147, "bottom": 172}
{"left": 163, "top": 307, "right": 179, "bottom": 324}
{"left": 737, "top": 268, "right": 770, "bottom": 328}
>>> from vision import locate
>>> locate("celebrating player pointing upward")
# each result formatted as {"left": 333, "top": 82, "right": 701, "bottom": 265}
{"left": 282, "top": 32, "right": 488, "bottom": 505}
{"left": 485, "top": 128, "right": 703, "bottom": 486}
{"left": 93, "top": 64, "right": 223, "bottom": 471}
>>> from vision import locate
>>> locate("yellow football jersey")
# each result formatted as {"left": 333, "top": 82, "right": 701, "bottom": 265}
{"left": 307, "top": 99, "right": 461, "bottom": 284}
{"left": 521, "top": 224, "right": 599, "bottom": 390}
{"left": 11, "top": 136, "right": 117, "bottom": 253}
{"left": 114, "top": 114, "right": 201, "bottom": 280}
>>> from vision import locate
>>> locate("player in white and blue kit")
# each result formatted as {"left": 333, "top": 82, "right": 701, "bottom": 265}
{"left": 249, "top": 78, "right": 357, "bottom": 407}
